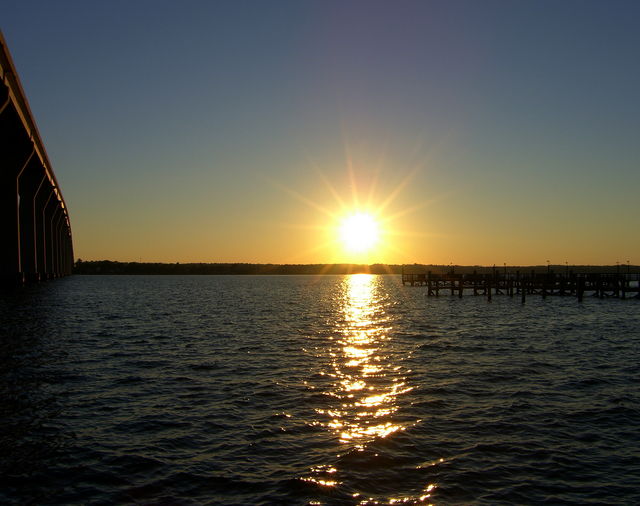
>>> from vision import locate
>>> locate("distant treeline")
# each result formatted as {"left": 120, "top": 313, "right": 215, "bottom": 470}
{"left": 73, "top": 260, "right": 402, "bottom": 275}
{"left": 73, "top": 260, "right": 637, "bottom": 276}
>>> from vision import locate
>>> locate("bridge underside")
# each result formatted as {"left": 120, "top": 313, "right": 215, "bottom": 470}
{"left": 1, "top": 33, "right": 73, "bottom": 285}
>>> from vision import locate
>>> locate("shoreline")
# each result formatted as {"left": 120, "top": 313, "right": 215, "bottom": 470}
{"left": 73, "top": 260, "right": 638, "bottom": 276}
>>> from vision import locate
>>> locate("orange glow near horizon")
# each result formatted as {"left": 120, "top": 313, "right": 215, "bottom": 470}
{"left": 269, "top": 144, "right": 429, "bottom": 266}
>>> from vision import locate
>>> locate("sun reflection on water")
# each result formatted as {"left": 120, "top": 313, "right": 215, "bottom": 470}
{"left": 323, "top": 274, "right": 410, "bottom": 444}
{"left": 301, "top": 274, "right": 437, "bottom": 502}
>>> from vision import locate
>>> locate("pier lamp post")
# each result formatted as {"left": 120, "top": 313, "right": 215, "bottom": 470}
{"left": 504, "top": 262, "right": 507, "bottom": 277}
{"left": 565, "top": 261, "right": 569, "bottom": 277}
{"left": 628, "top": 260, "right": 630, "bottom": 274}
{"left": 617, "top": 261, "right": 620, "bottom": 275}
{"left": 546, "top": 260, "right": 550, "bottom": 274}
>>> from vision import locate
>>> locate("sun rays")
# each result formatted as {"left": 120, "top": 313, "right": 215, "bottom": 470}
{"left": 267, "top": 139, "right": 440, "bottom": 266}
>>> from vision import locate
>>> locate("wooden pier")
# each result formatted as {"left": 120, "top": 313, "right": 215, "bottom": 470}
{"left": 402, "top": 270, "right": 640, "bottom": 302}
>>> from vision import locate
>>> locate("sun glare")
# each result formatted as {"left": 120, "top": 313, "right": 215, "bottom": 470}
{"left": 274, "top": 139, "right": 429, "bottom": 264}
{"left": 339, "top": 212, "right": 379, "bottom": 253}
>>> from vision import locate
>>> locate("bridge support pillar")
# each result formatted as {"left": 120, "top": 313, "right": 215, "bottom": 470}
{"left": 18, "top": 156, "right": 47, "bottom": 282}
{"left": 50, "top": 207, "right": 62, "bottom": 278}
{"left": 66, "top": 227, "right": 74, "bottom": 275}
{"left": 43, "top": 195, "right": 58, "bottom": 280}
{"left": 0, "top": 171, "right": 21, "bottom": 284}
{"left": 0, "top": 99, "right": 34, "bottom": 284}
{"left": 33, "top": 178, "right": 51, "bottom": 279}
{"left": 53, "top": 212, "right": 64, "bottom": 278}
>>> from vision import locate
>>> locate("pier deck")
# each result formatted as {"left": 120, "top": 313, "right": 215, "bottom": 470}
{"left": 402, "top": 270, "right": 640, "bottom": 302}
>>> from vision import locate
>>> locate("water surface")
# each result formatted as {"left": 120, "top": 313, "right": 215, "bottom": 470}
{"left": 1, "top": 275, "right": 638, "bottom": 504}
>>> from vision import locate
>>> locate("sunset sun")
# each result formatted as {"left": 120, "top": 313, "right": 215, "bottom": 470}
{"left": 339, "top": 212, "right": 380, "bottom": 253}
{"left": 273, "top": 136, "right": 427, "bottom": 265}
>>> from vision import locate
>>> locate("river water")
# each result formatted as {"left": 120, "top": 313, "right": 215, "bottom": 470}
{"left": 1, "top": 274, "right": 638, "bottom": 504}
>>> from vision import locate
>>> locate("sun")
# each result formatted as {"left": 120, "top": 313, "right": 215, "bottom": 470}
{"left": 273, "top": 138, "right": 432, "bottom": 265}
{"left": 339, "top": 212, "right": 380, "bottom": 253}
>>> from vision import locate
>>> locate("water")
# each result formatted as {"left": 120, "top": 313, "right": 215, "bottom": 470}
{"left": 1, "top": 274, "right": 639, "bottom": 504}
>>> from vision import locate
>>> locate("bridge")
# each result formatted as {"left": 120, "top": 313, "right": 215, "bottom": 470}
{"left": 1, "top": 32, "right": 73, "bottom": 285}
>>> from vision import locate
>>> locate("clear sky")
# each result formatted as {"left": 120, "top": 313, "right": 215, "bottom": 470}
{"left": 3, "top": 0, "right": 639, "bottom": 265}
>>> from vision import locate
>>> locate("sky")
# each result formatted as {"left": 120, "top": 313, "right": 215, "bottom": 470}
{"left": 3, "top": 0, "right": 639, "bottom": 265}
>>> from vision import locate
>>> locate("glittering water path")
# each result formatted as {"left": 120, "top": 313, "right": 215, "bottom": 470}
{"left": 1, "top": 275, "right": 639, "bottom": 504}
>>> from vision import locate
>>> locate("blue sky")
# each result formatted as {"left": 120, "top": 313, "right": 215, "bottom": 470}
{"left": 3, "top": 0, "right": 639, "bottom": 264}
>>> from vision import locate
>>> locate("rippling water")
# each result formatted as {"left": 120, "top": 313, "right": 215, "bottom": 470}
{"left": 1, "top": 274, "right": 639, "bottom": 504}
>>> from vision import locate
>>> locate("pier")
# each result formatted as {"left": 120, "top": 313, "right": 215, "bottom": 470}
{"left": 0, "top": 32, "right": 73, "bottom": 285}
{"left": 402, "top": 269, "right": 640, "bottom": 302}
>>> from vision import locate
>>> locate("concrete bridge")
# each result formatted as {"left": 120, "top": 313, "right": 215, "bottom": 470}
{"left": 1, "top": 32, "right": 73, "bottom": 285}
